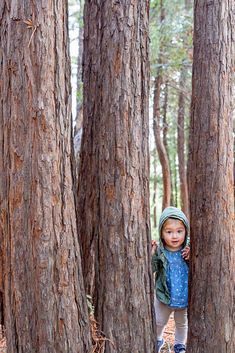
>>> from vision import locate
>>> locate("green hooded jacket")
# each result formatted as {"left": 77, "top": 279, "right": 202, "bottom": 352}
{"left": 152, "top": 206, "right": 190, "bottom": 305}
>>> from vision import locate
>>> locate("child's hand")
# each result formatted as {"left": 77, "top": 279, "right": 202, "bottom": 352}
{"left": 151, "top": 240, "right": 158, "bottom": 255}
{"left": 182, "top": 245, "right": 190, "bottom": 260}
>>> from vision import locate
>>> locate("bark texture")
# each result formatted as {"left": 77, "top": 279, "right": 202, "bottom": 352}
{"left": 78, "top": 1, "right": 155, "bottom": 352}
{"left": 0, "top": 2, "right": 91, "bottom": 352}
{"left": 187, "top": 1, "right": 235, "bottom": 352}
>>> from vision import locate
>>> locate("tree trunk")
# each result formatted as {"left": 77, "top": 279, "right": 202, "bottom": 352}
{"left": 153, "top": 152, "right": 158, "bottom": 229}
{"left": 74, "top": 0, "right": 84, "bottom": 166}
{"left": 153, "top": 76, "right": 171, "bottom": 210}
{"left": 177, "top": 66, "right": 189, "bottom": 217}
{"left": 162, "top": 82, "right": 169, "bottom": 157}
{"left": 75, "top": 0, "right": 84, "bottom": 135}
{"left": 187, "top": 1, "right": 235, "bottom": 352}
{"left": 0, "top": 2, "right": 91, "bottom": 352}
{"left": 234, "top": 133, "right": 235, "bottom": 200}
{"left": 78, "top": 1, "right": 155, "bottom": 352}
{"left": 153, "top": 2, "right": 171, "bottom": 210}
{"left": 163, "top": 81, "right": 175, "bottom": 206}
{"left": 185, "top": 0, "right": 192, "bottom": 10}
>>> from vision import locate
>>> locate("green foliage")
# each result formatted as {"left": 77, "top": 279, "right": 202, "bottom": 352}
{"left": 77, "top": 82, "right": 83, "bottom": 103}
{"left": 150, "top": 0, "right": 193, "bottom": 77}
{"left": 86, "top": 294, "right": 94, "bottom": 315}
{"left": 149, "top": 0, "right": 193, "bottom": 230}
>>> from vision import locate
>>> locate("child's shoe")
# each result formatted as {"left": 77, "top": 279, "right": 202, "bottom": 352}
{"left": 156, "top": 338, "right": 165, "bottom": 353}
{"left": 174, "top": 343, "right": 186, "bottom": 353}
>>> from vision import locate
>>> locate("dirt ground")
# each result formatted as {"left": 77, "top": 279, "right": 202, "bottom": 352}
{"left": 0, "top": 317, "right": 175, "bottom": 353}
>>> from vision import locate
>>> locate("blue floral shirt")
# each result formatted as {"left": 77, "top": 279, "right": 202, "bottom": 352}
{"left": 164, "top": 249, "right": 189, "bottom": 308}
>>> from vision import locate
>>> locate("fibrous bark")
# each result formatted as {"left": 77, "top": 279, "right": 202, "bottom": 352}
{"left": 78, "top": 1, "right": 155, "bottom": 352}
{"left": 0, "top": 2, "right": 91, "bottom": 352}
{"left": 187, "top": 1, "right": 235, "bottom": 352}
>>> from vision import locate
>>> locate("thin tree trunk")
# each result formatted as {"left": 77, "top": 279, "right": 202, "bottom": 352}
{"left": 185, "top": 0, "right": 192, "bottom": 10}
{"left": 162, "top": 81, "right": 169, "bottom": 156}
{"left": 78, "top": 1, "right": 155, "bottom": 352}
{"left": 162, "top": 81, "right": 175, "bottom": 206}
{"left": 153, "top": 75, "right": 171, "bottom": 210}
{"left": 0, "top": 2, "right": 91, "bottom": 352}
{"left": 153, "top": 2, "right": 171, "bottom": 211}
{"left": 177, "top": 0, "right": 191, "bottom": 217}
{"left": 75, "top": 0, "right": 84, "bottom": 135}
{"left": 173, "top": 132, "right": 178, "bottom": 207}
{"left": 74, "top": 0, "right": 84, "bottom": 169}
{"left": 74, "top": 0, "right": 84, "bottom": 134}
{"left": 187, "top": 1, "right": 234, "bottom": 352}
{"left": 177, "top": 66, "right": 189, "bottom": 217}
{"left": 153, "top": 151, "right": 158, "bottom": 228}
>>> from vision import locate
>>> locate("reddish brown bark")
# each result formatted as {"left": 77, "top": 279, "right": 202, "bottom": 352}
{"left": 78, "top": 1, "right": 155, "bottom": 352}
{"left": 187, "top": 1, "right": 235, "bottom": 352}
{"left": 0, "top": 2, "right": 91, "bottom": 352}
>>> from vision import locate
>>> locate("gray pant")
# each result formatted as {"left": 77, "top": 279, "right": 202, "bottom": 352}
{"left": 155, "top": 298, "right": 188, "bottom": 345}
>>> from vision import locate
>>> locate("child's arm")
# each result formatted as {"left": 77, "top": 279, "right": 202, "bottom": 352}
{"left": 151, "top": 239, "right": 157, "bottom": 256}
{"left": 151, "top": 240, "right": 159, "bottom": 273}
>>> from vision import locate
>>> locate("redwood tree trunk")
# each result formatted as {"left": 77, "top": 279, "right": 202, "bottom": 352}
{"left": 187, "top": 1, "right": 234, "bottom": 352}
{"left": 78, "top": 1, "right": 155, "bottom": 352}
{"left": 0, "top": 2, "right": 91, "bottom": 352}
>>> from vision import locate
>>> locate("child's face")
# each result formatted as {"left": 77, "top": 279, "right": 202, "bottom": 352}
{"left": 161, "top": 218, "right": 186, "bottom": 251}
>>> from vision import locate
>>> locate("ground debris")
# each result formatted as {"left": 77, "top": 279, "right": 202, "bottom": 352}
{"left": 90, "top": 315, "right": 114, "bottom": 353}
{"left": 0, "top": 314, "right": 175, "bottom": 353}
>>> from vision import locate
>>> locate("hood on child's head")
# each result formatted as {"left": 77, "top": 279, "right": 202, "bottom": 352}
{"left": 158, "top": 206, "right": 189, "bottom": 248}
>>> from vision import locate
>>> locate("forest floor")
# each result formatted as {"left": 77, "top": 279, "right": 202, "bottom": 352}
{"left": 0, "top": 317, "right": 175, "bottom": 353}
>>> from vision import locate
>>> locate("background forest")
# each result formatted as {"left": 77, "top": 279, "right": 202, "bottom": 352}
{"left": 69, "top": 0, "right": 193, "bottom": 239}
